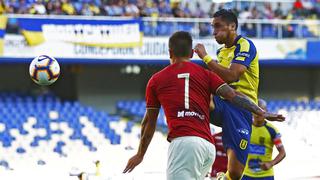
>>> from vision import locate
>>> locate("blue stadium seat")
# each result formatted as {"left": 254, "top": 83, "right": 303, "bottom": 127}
{"left": 0, "top": 160, "right": 10, "bottom": 169}
{"left": 177, "top": 22, "right": 194, "bottom": 32}
{"left": 302, "top": 26, "right": 315, "bottom": 38}
{"left": 16, "top": 147, "right": 26, "bottom": 154}
{"left": 124, "top": 121, "right": 134, "bottom": 133}
{"left": 157, "top": 22, "right": 174, "bottom": 36}
{"left": 262, "top": 24, "right": 277, "bottom": 38}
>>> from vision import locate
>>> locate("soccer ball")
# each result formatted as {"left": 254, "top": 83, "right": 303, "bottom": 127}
{"left": 29, "top": 55, "right": 60, "bottom": 86}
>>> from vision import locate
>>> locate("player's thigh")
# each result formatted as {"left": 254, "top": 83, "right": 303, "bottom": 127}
{"left": 167, "top": 136, "right": 214, "bottom": 180}
{"left": 200, "top": 142, "right": 216, "bottom": 178}
{"left": 227, "top": 148, "right": 245, "bottom": 176}
{"left": 221, "top": 101, "right": 252, "bottom": 165}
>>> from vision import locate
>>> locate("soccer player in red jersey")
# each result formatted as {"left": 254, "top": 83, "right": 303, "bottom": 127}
{"left": 123, "top": 31, "right": 284, "bottom": 180}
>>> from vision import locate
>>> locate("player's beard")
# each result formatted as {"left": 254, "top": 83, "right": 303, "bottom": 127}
{"left": 215, "top": 36, "right": 224, "bottom": 44}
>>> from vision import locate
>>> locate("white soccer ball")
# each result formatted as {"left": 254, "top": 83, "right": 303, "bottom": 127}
{"left": 29, "top": 55, "right": 60, "bottom": 86}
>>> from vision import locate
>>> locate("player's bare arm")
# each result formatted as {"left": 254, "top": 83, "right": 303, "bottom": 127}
{"left": 195, "top": 43, "right": 246, "bottom": 83}
{"left": 261, "top": 139, "right": 286, "bottom": 170}
{"left": 216, "top": 84, "right": 285, "bottom": 121}
{"left": 123, "top": 108, "right": 159, "bottom": 173}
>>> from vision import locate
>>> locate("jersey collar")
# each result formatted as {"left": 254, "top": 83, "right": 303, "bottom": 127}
{"left": 224, "top": 35, "right": 242, "bottom": 49}
{"left": 233, "top": 35, "right": 242, "bottom": 46}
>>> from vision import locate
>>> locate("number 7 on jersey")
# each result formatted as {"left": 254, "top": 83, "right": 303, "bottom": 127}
{"left": 178, "top": 73, "right": 190, "bottom": 109}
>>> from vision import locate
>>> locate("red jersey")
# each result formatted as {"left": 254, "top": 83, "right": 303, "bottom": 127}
{"left": 145, "top": 61, "right": 225, "bottom": 143}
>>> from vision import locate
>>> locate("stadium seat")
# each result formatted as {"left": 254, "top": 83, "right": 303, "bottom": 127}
{"left": 116, "top": 100, "right": 168, "bottom": 131}
{"left": 0, "top": 92, "right": 123, "bottom": 163}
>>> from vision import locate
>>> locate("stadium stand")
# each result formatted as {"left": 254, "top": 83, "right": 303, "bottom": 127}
{"left": 2, "top": 0, "right": 320, "bottom": 38}
{"left": 0, "top": 92, "right": 125, "bottom": 170}
{"left": 116, "top": 100, "right": 167, "bottom": 131}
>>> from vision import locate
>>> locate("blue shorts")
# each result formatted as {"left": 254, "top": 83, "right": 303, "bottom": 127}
{"left": 242, "top": 175, "right": 274, "bottom": 180}
{"left": 210, "top": 96, "right": 252, "bottom": 165}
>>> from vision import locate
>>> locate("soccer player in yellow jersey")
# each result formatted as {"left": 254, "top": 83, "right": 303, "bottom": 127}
{"left": 243, "top": 99, "right": 286, "bottom": 180}
{"left": 195, "top": 9, "right": 284, "bottom": 180}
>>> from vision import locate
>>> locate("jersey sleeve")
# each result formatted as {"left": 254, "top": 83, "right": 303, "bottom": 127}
{"left": 207, "top": 70, "right": 226, "bottom": 94}
{"left": 232, "top": 38, "right": 257, "bottom": 68}
{"left": 266, "top": 123, "right": 283, "bottom": 147}
{"left": 145, "top": 76, "right": 161, "bottom": 109}
{"left": 272, "top": 126, "right": 283, "bottom": 148}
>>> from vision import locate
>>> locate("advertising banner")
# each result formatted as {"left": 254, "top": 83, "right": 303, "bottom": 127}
{"left": 17, "top": 18, "right": 143, "bottom": 48}
{"left": 3, "top": 35, "right": 307, "bottom": 61}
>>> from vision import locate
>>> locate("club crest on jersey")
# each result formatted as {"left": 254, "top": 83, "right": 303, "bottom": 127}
{"left": 240, "top": 139, "right": 248, "bottom": 150}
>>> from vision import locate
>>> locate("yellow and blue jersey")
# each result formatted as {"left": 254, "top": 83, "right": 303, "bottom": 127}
{"left": 216, "top": 35, "right": 259, "bottom": 104}
{"left": 244, "top": 122, "right": 282, "bottom": 178}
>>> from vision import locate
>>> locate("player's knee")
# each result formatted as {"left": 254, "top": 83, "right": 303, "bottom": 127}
{"left": 227, "top": 169, "right": 243, "bottom": 180}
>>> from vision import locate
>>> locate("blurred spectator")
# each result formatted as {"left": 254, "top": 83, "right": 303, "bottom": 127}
{"left": 286, "top": 8, "right": 297, "bottom": 19}
{"left": 103, "top": 2, "right": 116, "bottom": 16}
{"left": 112, "top": 0, "right": 125, "bottom": 16}
{"left": 263, "top": 3, "right": 274, "bottom": 19}
{"left": 124, "top": 0, "right": 139, "bottom": 17}
{"left": 88, "top": 2, "right": 100, "bottom": 15}
{"left": 1, "top": 0, "right": 319, "bottom": 38}
{"left": 145, "top": 1, "right": 159, "bottom": 17}
{"left": 135, "top": 0, "right": 147, "bottom": 17}
{"left": 302, "top": 0, "right": 313, "bottom": 11}
{"left": 283, "top": 25, "right": 295, "bottom": 37}
{"left": 1, "top": 0, "right": 318, "bottom": 20}
{"left": 171, "top": 1, "right": 184, "bottom": 17}
{"left": 294, "top": 0, "right": 304, "bottom": 9}
{"left": 239, "top": 7, "right": 251, "bottom": 19}
{"left": 32, "top": 0, "right": 47, "bottom": 15}
{"left": 16, "top": 0, "right": 29, "bottom": 14}
{"left": 6, "top": 0, "right": 19, "bottom": 13}
{"left": 158, "top": 0, "right": 171, "bottom": 17}
{"left": 274, "top": 3, "right": 284, "bottom": 19}
{"left": 192, "top": 2, "right": 206, "bottom": 18}
{"left": 182, "top": 2, "right": 192, "bottom": 18}
{"left": 61, "top": 0, "right": 76, "bottom": 15}
{"left": 208, "top": 3, "right": 216, "bottom": 18}
{"left": 293, "top": 0, "right": 304, "bottom": 17}
{"left": 50, "top": 1, "right": 63, "bottom": 15}
{"left": 316, "top": 0, "right": 320, "bottom": 17}
{"left": 81, "top": 3, "right": 94, "bottom": 16}
{"left": 0, "top": 0, "right": 6, "bottom": 14}
{"left": 250, "top": 6, "right": 261, "bottom": 19}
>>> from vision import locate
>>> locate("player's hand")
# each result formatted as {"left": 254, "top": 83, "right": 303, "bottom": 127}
{"left": 263, "top": 112, "right": 285, "bottom": 122}
{"left": 123, "top": 154, "right": 144, "bottom": 173}
{"left": 260, "top": 161, "right": 273, "bottom": 170}
{"left": 194, "top": 43, "right": 208, "bottom": 59}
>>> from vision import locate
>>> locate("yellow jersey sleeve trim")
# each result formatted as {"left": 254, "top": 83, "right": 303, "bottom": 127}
{"left": 235, "top": 56, "right": 246, "bottom": 61}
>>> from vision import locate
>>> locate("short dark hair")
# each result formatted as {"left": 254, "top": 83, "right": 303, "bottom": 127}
{"left": 169, "top": 31, "right": 192, "bottom": 57}
{"left": 213, "top": 9, "right": 238, "bottom": 30}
